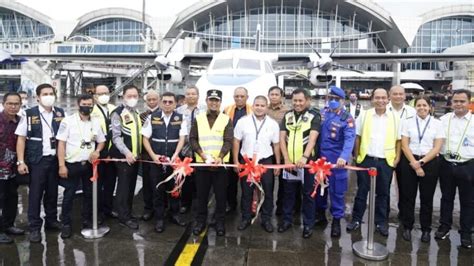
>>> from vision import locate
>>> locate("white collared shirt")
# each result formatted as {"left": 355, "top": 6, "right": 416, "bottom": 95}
{"left": 349, "top": 102, "right": 364, "bottom": 118}
{"left": 56, "top": 113, "right": 105, "bottom": 163}
{"left": 15, "top": 105, "right": 61, "bottom": 156}
{"left": 234, "top": 114, "right": 280, "bottom": 161}
{"left": 401, "top": 115, "right": 443, "bottom": 156}
{"left": 388, "top": 102, "right": 416, "bottom": 120}
{"left": 141, "top": 112, "right": 188, "bottom": 138}
{"left": 356, "top": 109, "right": 401, "bottom": 158}
{"left": 440, "top": 112, "right": 474, "bottom": 161}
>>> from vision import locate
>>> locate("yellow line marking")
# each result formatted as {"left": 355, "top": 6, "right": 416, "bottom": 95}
{"left": 175, "top": 229, "right": 207, "bottom": 266}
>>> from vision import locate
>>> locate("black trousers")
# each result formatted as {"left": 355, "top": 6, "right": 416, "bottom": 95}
{"left": 439, "top": 158, "right": 474, "bottom": 235}
{"left": 115, "top": 162, "right": 138, "bottom": 222}
{"left": 0, "top": 178, "right": 18, "bottom": 232}
{"left": 226, "top": 169, "right": 239, "bottom": 209}
{"left": 195, "top": 168, "right": 227, "bottom": 224}
{"left": 141, "top": 161, "right": 154, "bottom": 213}
{"left": 59, "top": 162, "right": 92, "bottom": 226}
{"left": 28, "top": 156, "right": 59, "bottom": 232}
{"left": 180, "top": 172, "right": 196, "bottom": 208}
{"left": 240, "top": 156, "right": 274, "bottom": 222}
{"left": 150, "top": 165, "right": 179, "bottom": 220}
{"left": 98, "top": 161, "right": 117, "bottom": 216}
{"left": 398, "top": 155, "right": 439, "bottom": 232}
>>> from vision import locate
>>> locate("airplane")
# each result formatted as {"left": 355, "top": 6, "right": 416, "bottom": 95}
{"left": 9, "top": 29, "right": 474, "bottom": 108}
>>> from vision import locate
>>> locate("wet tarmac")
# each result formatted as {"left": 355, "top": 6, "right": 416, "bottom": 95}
{"left": 1, "top": 96, "right": 472, "bottom": 265}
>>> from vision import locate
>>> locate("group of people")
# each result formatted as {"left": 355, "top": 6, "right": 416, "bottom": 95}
{"left": 0, "top": 82, "right": 472, "bottom": 250}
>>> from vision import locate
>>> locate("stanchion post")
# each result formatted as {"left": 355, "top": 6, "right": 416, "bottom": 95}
{"left": 352, "top": 167, "right": 388, "bottom": 261}
{"left": 81, "top": 177, "right": 110, "bottom": 239}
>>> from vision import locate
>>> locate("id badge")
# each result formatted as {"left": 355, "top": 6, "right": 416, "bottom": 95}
{"left": 50, "top": 137, "right": 56, "bottom": 149}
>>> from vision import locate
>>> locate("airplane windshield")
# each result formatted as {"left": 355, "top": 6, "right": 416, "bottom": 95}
{"left": 212, "top": 59, "right": 233, "bottom": 70}
{"left": 237, "top": 59, "right": 260, "bottom": 70}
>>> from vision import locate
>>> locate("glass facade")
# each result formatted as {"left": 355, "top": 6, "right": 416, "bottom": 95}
{"left": 75, "top": 18, "right": 153, "bottom": 42}
{"left": 196, "top": 6, "right": 386, "bottom": 54}
{"left": 403, "top": 16, "right": 474, "bottom": 70}
{"left": 0, "top": 8, "right": 54, "bottom": 41}
{"left": 57, "top": 44, "right": 145, "bottom": 53}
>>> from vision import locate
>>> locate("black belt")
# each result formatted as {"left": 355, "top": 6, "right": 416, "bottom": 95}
{"left": 443, "top": 158, "right": 473, "bottom": 167}
{"left": 67, "top": 161, "right": 90, "bottom": 166}
{"left": 413, "top": 154, "right": 424, "bottom": 160}
{"left": 365, "top": 155, "right": 385, "bottom": 161}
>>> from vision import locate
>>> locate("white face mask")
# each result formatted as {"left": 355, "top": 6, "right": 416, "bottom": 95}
{"left": 125, "top": 98, "right": 138, "bottom": 108}
{"left": 40, "top": 95, "right": 55, "bottom": 107}
{"left": 21, "top": 99, "right": 28, "bottom": 107}
{"left": 97, "top": 95, "right": 110, "bottom": 105}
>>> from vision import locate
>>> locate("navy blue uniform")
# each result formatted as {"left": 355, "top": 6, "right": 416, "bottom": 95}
{"left": 315, "top": 108, "right": 356, "bottom": 219}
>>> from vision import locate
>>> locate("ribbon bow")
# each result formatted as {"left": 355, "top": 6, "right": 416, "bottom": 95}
{"left": 157, "top": 157, "right": 194, "bottom": 198}
{"left": 90, "top": 160, "right": 101, "bottom": 182}
{"left": 308, "top": 157, "right": 333, "bottom": 198}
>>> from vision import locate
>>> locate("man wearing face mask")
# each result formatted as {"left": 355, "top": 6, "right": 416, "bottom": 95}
{"left": 108, "top": 85, "right": 142, "bottom": 230}
{"left": 16, "top": 83, "right": 65, "bottom": 243}
{"left": 91, "top": 85, "right": 118, "bottom": 221}
{"left": 345, "top": 90, "right": 363, "bottom": 119}
{"left": 314, "top": 86, "right": 356, "bottom": 237}
{"left": 56, "top": 94, "right": 105, "bottom": 238}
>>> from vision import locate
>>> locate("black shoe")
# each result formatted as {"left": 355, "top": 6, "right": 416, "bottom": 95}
{"left": 45, "top": 221, "right": 62, "bottom": 231}
{"left": 434, "top": 224, "right": 450, "bottom": 240}
{"left": 5, "top": 227, "right": 25, "bottom": 235}
{"left": 225, "top": 205, "right": 236, "bottom": 214}
{"left": 375, "top": 224, "right": 389, "bottom": 237}
{"left": 119, "top": 219, "right": 139, "bottom": 230}
{"left": 278, "top": 222, "right": 292, "bottom": 233}
{"left": 330, "top": 219, "right": 341, "bottom": 237}
{"left": 29, "top": 230, "right": 41, "bottom": 243}
{"left": 402, "top": 228, "right": 411, "bottom": 241}
{"left": 346, "top": 220, "right": 361, "bottom": 232}
{"left": 169, "top": 215, "right": 187, "bottom": 227}
{"left": 0, "top": 233, "right": 13, "bottom": 244}
{"left": 155, "top": 220, "right": 165, "bottom": 233}
{"left": 303, "top": 226, "right": 313, "bottom": 239}
{"left": 421, "top": 231, "right": 430, "bottom": 243}
{"left": 460, "top": 234, "right": 472, "bottom": 249}
{"left": 105, "top": 211, "right": 119, "bottom": 219}
{"left": 238, "top": 219, "right": 251, "bottom": 231}
{"left": 179, "top": 206, "right": 189, "bottom": 214}
{"left": 61, "top": 226, "right": 72, "bottom": 239}
{"left": 193, "top": 222, "right": 206, "bottom": 236}
{"left": 216, "top": 223, "right": 225, "bottom": 236}
{"left": 261, "top": 221, "right": 274, "bottom": 233}
{"left": 315, "top": 210, "right": 328, "bottom": 226}
{"left": 142, "top": 211, "right": 154, "bottom": 221}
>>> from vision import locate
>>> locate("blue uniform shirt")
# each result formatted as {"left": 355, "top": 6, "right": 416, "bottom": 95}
{"left": 319, "top": 107, "right": 356, "bottom": 162}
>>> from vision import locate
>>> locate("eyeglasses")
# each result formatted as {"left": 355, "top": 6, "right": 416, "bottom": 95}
{"left": 162, "top": 100, "right": 175, "bottom": 105}
{"left": 4, "top": 102, "right": 21, "bottom": 107}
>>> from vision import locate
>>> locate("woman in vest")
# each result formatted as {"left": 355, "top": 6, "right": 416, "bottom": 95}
{"left": 399, "top": 96, "right": 443, "bottom": 242}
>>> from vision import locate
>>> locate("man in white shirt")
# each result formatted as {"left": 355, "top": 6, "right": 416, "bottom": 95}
{"left": 387, "top": 85, "right": 416, "bottom": 120}
{"left": 347, "top": 88, "right": 401, "bottom": 237}
{"left": 233, "top": 95, "right": 281, "bottom": 233}
{"left": 345, "top": 90, "right": 363, "bottom": 119}
{"left": 56, "top": 94, "right": 105, "bottom": 239}
{"left": 435, "top": 89, "right": 473, "bottom": 249}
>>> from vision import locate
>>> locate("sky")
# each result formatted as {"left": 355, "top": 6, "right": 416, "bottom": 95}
{"left": 15, "top": 0, "right": 473, "bottom": 20}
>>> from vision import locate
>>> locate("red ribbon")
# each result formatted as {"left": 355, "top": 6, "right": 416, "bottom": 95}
{"left": 238, "top": 155, "right": 267, "bottom": 183}
{"left": 90, "top": 160, "right": 100, "bottom": 182}
{"left": 173, "top": 157, "right": 194, "bottom": 176}
{"left": 308, "top": 157, "right": 333, "bottom": 198}
{"left": 168, "top": 157, "right": 194, "bottom": 198}
{"left": 368, "top": 167, "right": 377, "bottom": 177}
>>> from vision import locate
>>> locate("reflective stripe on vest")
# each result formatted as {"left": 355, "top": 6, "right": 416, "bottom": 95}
{"left": 356, "top": 108, "right": 399, "bottom": 167}
{"left": 285, "top": 111, "right": 314, "bottom": 163}
{"left": 195, "top": 112, "right": 230, "bottom": 162}
{"left": 120, "top": 109, "right": 142, "bottom": 157}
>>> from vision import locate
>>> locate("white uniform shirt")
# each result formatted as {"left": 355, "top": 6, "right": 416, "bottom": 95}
{"left": 176, "top": 104, "right": 207, "bottom": 134}
{"left": 15, "top": 105, "right": 61, "bottom": 156}
{"left": 234, "top": 114, "right": 280, "bottom": 161}
{"left": 141, "top": 112, "right": 188, "bottom": 138}
{"left": 401, "top": 115, "right": 443, "bottom": 156}
{"left": 388, "top": 102, "right": 416, "bottom": 120}
{"left": 348, "top": 103, "right": 364, "bottom": 118}
{"left": 439, "top": 112, "right": 474, "bottom": 162}
{"left": 356, "top": 109, "right": 401, "bottom": 158}
{"left": 56, "top": 113, "right": 106, "bottom": 163}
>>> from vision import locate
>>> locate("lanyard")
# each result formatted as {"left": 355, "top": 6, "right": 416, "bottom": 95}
{"left": 76, "top": 114, "right": 93, "bottom": 143}
{"left": 416, "top": 116, "right": 431, "bottom": 143}
{"left": 447, "top": 113, "right": 472, "bottom": 155}
{"left": 40, "top": 112, "right": 54, "bottom": 134}
{"left": 251, "top": 115, "right": 266, "bottom": 141}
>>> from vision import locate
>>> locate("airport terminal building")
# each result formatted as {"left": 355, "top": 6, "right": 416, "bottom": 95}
{"left": 0, "top": 0, "right": 472, "bottom": 95}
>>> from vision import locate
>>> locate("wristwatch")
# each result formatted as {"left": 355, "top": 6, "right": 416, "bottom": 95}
{"left": 419, "top": 160, "right": 425, "bottom": 166}
{"left": 16, "top": 160, "right": 25, "bottom": 166}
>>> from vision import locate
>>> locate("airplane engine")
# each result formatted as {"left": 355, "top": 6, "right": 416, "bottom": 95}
{"left": 157, "top": 69, "right": 183, "bottom": 84}
{"left": 309, "top": 68, "right": 333, "bottom": 87}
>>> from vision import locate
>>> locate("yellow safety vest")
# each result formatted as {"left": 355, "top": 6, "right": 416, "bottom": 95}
{"left": 284, "top": 110, "right": 315, "bottom": 163}
{"left": 119, "top": 107, "right": 142, "bottom": 157}
{"left": 195, "top": 112, "right": 230, "bottom": 162}
{"left": 356, "top": 108, "right": 399, "bottom": 167}
{"left": 91, "top": 103, "right": 116, "bottom": 134}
